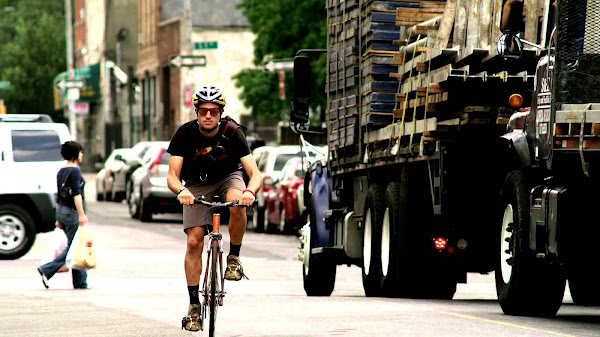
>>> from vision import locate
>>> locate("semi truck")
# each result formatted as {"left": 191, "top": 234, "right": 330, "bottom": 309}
{"left": 291, "top": 0, "right": 600, "bottom": 317}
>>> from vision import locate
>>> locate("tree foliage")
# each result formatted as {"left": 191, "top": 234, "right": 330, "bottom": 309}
{"left": 0, "top": 0, "right": 66, "bottom": 122}
{"left": 234, "top": 0, "right": 327, "bottom": 123}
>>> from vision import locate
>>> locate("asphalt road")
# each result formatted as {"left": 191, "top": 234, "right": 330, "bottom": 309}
{"left": 1, "top": 174, "right": 600, "bottom": 336}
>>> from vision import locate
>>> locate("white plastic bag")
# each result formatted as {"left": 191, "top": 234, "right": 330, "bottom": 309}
{"left": 40, "top": 228, "right": 68, "bottom": 265}
{"left": 66, "top": 226, "right": 97, "bottom": 271}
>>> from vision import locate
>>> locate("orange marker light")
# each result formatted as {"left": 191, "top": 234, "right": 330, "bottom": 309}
{"left": 509, "top": 94, "right": 524, "bottom": 109}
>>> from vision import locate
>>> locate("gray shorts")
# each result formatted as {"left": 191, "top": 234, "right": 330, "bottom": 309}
{"left": 183, "top": 171, "right": 246, "bottom": 233}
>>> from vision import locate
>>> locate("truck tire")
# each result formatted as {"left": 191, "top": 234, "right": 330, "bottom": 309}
{"left": 384, "top": 168, "right": 456, "bottom": 299}
{"left": 381, "top": 181, "right": 402, "bottom": 296}
{"left": 0, "top": 204, "right": 36, "bottom": 260}
{"left": 302, "top": 199, "right": 336, "bottom": 296}
{"left": 495, "top": 170, "right": 565, "bottom": 316}
{"left": 362, "top": 183, "right": 385, "bottom": 297}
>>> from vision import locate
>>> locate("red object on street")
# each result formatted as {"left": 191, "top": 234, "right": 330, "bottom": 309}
{"left": 185, "top": 85, "right": 192, "bottom": 107}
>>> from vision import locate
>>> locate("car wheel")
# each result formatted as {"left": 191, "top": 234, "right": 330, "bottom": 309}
{"left": 263, "top": 206, "right": 272, "bottom": 233}
{"left": 111, "top": 182, "right": 125, "bottom": 203}
{"left": 0, "top": 204, "right": 36, "bottom": 260}
{"left": 128, "top": 182, "right": 140, "bottom": 218}
{"left": 278, "top": 207, "right": 287, "bottom": 234}
{"left": 253, "top": 205, "right": 265, "bottom": 233}
{"left": 103, "top": 181, "right": 113, "bottom": 202}
{"left": 139, "top": 188, "right": 153, "bottom": 222}
{"left": 96, "top": 179, "right": 104, "bottom": 201}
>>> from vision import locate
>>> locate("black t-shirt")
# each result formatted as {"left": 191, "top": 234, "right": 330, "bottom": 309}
{"left": 167, "top": 119, "right": 251, "bottom": 184}
{"left": 56, "top": 166, "right": 86, "bottom": 209}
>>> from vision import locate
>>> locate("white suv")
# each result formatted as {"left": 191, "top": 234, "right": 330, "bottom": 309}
{"left": 0, "top": 120, "right": 71, "bottom": 259}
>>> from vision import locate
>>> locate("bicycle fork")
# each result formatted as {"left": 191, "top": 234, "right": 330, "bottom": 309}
{"left": 202, "top": 235, "right": 226, "bottom": 307}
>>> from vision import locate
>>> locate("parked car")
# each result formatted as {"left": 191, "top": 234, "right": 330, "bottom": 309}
{"left": 109, "top": 141, "right": 154, "bottom": 203}
{"left": 251, "top": 145, "right": 321, "bottom": 233}
{"left": 246, "top": 134, "right": 266, "bottom": 152}
{"left": 127, "top": 141, "right": 181, "bottom": 222}
{"left": 0, "top": 120, "right": 71, "bottom": 259}
{"left": 265, "top": 157, "right": 310, "bottom": 234}
{"left": 95, "top": 148, "right": 131, "bottom": 202}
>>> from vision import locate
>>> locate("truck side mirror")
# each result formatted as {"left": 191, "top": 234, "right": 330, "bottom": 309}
{"left": 291, "top": 55, "right": 311, "bottom": 125}
{"left": 497, "top": 34, "right": 523, "bottom": 59}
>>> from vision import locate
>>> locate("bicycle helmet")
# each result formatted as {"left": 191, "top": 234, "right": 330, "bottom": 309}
{"left": 193, "top": 85, "right": 226, "bottom": 109}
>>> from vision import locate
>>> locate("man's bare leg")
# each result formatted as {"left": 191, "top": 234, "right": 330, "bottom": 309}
{"left": 185, "top": 226, "right": 205, "bottom": 285}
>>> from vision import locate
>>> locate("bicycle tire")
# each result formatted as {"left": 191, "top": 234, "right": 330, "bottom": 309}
{"left": 209, "top": 239, "right": 219, "bottom": 337}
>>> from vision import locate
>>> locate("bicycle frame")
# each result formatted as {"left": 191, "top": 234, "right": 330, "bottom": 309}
{"left": 202, "top": 212, "right": 225, "bottom": 336}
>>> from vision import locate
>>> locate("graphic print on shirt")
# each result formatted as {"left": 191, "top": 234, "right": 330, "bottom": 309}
{"left": 193, "top": 143, "right": 226, "bottom": 162}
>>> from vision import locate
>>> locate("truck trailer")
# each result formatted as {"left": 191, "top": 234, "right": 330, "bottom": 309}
{"left": 291, "top": 0, "right": 600, "bottom": 317}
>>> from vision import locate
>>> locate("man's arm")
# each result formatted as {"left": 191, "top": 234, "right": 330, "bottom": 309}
{"left": 240, "top": 153, "right": 262, "bottom": 205}
{"left": 167, "top": 155, "right": 195, "bottom": 206}
{"left": 501, "top": 0, "right": 524, "bottom": 32}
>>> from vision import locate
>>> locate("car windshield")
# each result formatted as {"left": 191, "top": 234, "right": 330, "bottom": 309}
{"left": 274, "top": 154, "right": 297, "bottom": 171}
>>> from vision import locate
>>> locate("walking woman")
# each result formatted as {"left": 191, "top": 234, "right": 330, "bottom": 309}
{"left": 37, "top": 140, "right": 89, "bottom": 289}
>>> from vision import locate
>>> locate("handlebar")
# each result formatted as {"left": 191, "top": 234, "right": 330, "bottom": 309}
{"left": 193, "top": 195, "right": 251, "bottom": 208}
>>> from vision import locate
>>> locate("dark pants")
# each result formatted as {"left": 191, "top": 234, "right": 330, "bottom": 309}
{"left": 39, "top": 205, "right": 87, "bottom": 288}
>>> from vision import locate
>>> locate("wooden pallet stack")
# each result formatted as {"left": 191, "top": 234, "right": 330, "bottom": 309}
{"left": 328, "top": 0, "right": 416, "bottom": 165}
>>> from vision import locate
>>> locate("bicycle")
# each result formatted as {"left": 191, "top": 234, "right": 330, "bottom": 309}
{"left": 192, "top": 195, "right": 249, "bottom": 337}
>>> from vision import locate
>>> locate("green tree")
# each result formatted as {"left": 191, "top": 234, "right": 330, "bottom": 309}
{"left": 234, "top": 0, "right": 327, "bottom": 124}
{"left": 0, "top": 0, "right": 66, "bottom": 123}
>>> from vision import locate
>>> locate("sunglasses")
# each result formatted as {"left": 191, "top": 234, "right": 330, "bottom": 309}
{"left": 197, "top": 107, "right": 221, "bottom": 117}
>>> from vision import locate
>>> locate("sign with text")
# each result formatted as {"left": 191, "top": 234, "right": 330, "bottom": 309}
{"left": 170, "top": 55, "right": 207, "bottom": 68}
{"left": 194, "top": 41, "right": 218, "bottom": 50}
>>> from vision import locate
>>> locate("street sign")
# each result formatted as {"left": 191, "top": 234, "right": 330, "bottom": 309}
{"left": 194, "top": 41, "right": 218, "bottom": 50}
{"left": 57, "top": 79, "right": 85, "bottom": 90}
{"left": 264, "top": 59, "right": 294, "bottom": 73}
{"left": 69, "top": 102, "right": 89, "bottom": 114}
{"left": 170, "top": 55, "right": 207, "bottom": 68}
{"left": 0, "top": 81, "right": 10, "bottom": 89}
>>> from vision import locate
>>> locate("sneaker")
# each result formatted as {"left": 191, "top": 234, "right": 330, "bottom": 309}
{"left": 224, "top": 255, "right": 248, "bottom": 281}
{"left": 182, "top": 304, "right": 202, "bottom": 332}
{"left": 37, "top": 268, "right": 49, "bottom": 289}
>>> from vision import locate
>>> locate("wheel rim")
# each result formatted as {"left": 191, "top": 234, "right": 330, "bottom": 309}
{"left": 381, "top": 208, "right": 391, "bottom": 277}
{"left": 501, "top": 204, "right": 514, "bottom": 284}
{"left": 128, "top": 185, "right": 138, "bottom": 216}
{"left": 0, "top": 214, "right": 26, "bottom": 251}
{"left": 302, "top": 224, "right": 311, "bottom": 275}
{"left": 263, "top": 207, "right": 269, "bottom": 232}
{"left": 251, "top": 206, "right": 257, "bottom": 229}
{"left": 279, "top": 208, "right": 286, "bottom": 233}
{"left": 363, "top": 208, "right": 372, "bottom": 275}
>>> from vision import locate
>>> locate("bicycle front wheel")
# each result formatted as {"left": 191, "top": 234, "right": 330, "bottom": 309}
{"left": 209, "top": 239, "right": 220, "bottom": 337}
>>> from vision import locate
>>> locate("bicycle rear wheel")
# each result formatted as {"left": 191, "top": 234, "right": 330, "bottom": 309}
{"left": 209, "top": 239, "right": 220, "bottom": 337}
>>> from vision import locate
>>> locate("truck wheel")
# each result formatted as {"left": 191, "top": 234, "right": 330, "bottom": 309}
{"left": 0, "top": 204, "right": 36, "bottom": 260}
{"left": 362, "top": 183, "right": 385, "bottom": 297}
{"left": 495, "top": 170, "right": 565, "bottom": 316}
{"left": 301, "top": 200, "right": 336, "bottom": 296}
{"left": 381, "top": 181, "right": 402, "bottom": 296}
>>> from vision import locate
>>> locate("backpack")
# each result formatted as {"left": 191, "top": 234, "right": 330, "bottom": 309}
{"left": 220, "top": 116, "right": 247, "bottom": 139}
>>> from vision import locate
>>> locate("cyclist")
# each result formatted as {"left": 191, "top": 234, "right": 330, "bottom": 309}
{"left": 166, "top": 85, "right": 262, "bottom": 331}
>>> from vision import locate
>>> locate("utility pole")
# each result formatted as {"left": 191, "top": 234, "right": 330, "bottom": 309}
{"left": 65, "top": 0, "right": 76, "bottom": 138}
{"left": 182, "top": 0, "right": 193, "bottom": 125}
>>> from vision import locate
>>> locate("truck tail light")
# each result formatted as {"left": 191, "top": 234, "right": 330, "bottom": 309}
{"left": 434, "top": 237, "right": 447, "bottom": 250}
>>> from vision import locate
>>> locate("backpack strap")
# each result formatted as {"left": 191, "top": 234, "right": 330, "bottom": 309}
{"left": 222, "top": 119, "right": 239, "bottom": 138}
